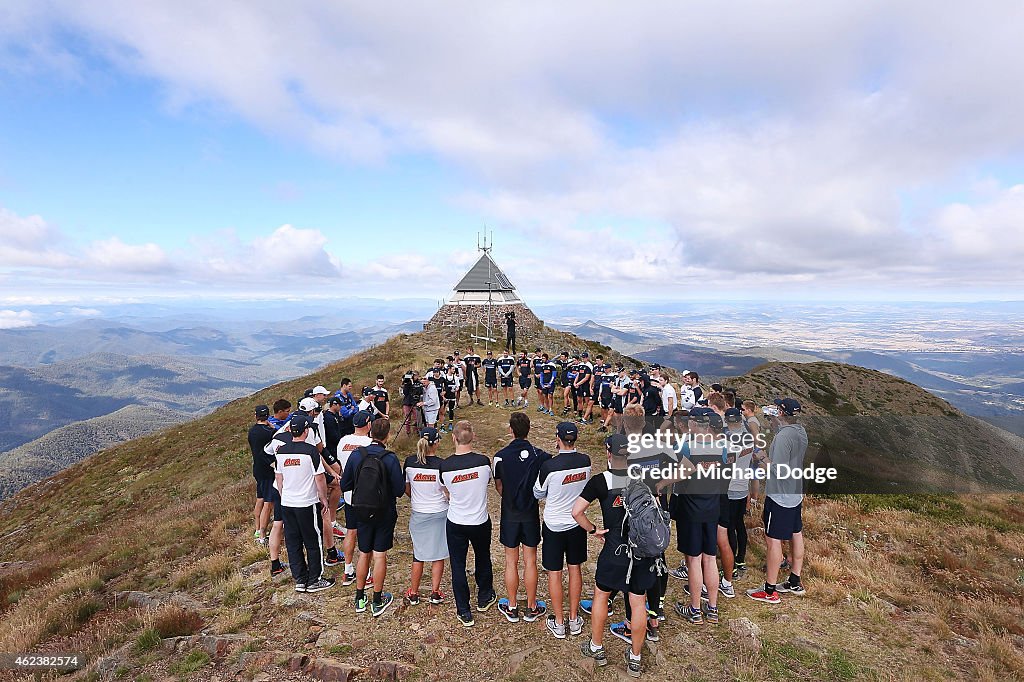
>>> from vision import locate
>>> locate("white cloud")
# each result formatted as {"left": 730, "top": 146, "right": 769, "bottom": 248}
{"left": 0, "top": 309, "right": 35, "bottom": 329}
{"left": 0, "top": 208, "right": 76, "bottom": 268}
{"left": 2, "top": 2, "right": 1024, "bottom": 295}
{"left": 83, "top": 237, "right": 172, "bottom": 273}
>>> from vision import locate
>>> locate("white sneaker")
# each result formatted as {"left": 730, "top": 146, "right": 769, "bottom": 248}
{"left": 568, "top": 616, "right": 584, "bottom": 636}
{"left": 546, "top": 615, "right": 566, "bottom": 639}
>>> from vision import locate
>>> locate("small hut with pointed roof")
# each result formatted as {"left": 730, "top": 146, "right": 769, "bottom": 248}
{"left": 424, "top": 252, "right": 542, "bottom": 332}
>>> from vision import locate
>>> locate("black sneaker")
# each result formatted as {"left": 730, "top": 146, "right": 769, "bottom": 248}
{"left": 429, "top": 591, "right": 444, "bottom": 604}
{"left": 371, "top": 592, "right": 394, "bottom": 617}
{"left": 498, "top": 598, "right": 520, "bottom": 622}
{"left": 457, "top": 611, "right": 475, "bottom": 627}
{"left": 579, "top": 639, "right": 608, "bottom": 667}
{"left": 324, "top": 552, "right": 342, "bottom": 567}
{"left": 733, "top": 563, "right": 747, "bottom": 580}
{"left": 342, "top": 570, "right": 356, "bottom": 586}
{"left": 306, "top": 577, "right": 336, "bottom": 593}
{"left": 776, "top": 579, "right": 806, "bottom": 596}
{"left": 597, "top": 426, "right": 607, "bottom": 432}
{"left": 477, "top": 590, "right": 498, "bottom": 612}
{"left": 522, "top": 601, "right": 547, "bottom": 622}
{"left": 682, "top": 583, "right": 709, "bottom": 602}
{"left": 623, "top": 649, "right": 642, "bottom": 678}
{"left": 271, "top": 562, "right": 287, "bottom": 577}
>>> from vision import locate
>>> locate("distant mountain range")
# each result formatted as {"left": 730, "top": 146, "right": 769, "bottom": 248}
{"left": 0, "top": 317, "right": 426, "bottom": 499}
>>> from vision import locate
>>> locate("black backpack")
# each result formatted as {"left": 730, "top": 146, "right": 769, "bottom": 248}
{"left": 350, "top": 447, "right": 392, "bottom": 520}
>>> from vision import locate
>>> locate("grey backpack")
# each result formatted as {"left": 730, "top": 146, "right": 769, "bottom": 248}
{"left": 620, "top": 477, "right": 671, "bottom": 581}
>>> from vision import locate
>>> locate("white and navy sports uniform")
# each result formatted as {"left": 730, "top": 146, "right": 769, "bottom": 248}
{"left": 597, "top": 365, "right": 614, "bottom": 409}
{"left": 404, "top": 454, "right": 449, "bottom": 562}
{"left": 275, "top": 440, "right": 326, "bottom": 586}
{"left": 497, "top": 355, "right": 515, "bottom": 388}
{"left": 336, "top": 434, "right": 372, "bottom": 528}
{"left": 440, "top": 452, "right": 495, "bottom": 616}
{"left": 580, "top": 469, "right": 658, "bottom": 595}
{"left": 539, "top": 362, "right": 558, "bottom": 395}
{"left": 482, "top": 357, "right": 498, "bottom": 388}
{"left": 534, "top": 451, "right": 592, "bottom": 571}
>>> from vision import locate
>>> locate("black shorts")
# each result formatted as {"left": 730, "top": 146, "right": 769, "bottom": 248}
{"left": 273, "top": 497, "right": 283, "bottom": 522}
{"left": 255, "top": 478, "right": 276, "bottom": 501}
{"left": 343, "top": 503, "right": 359, "bottom": 530}
{"left": 356, "top": 512, "right": 397, "bottom": 553}
{"left": 677, "top": 518, "right": 718, "bottom": 557}
{"left": 501, "top": 376, "right": 514, "bottom": 388}
{"left": 485, "top": 374, "right": 497, "bottom": 388}
{"left": 595, "top": 553, "right": 657, "bottom": 596}
{"left": 519, "top": 376, "right": 531, "bottom": 389}
{"left": 613, "top": 397, "right": 624, "bottom": 414}
{"left": 542, "top": 385, "right": 555, "bottom": 395}
{"left": 599, "top": 391, "right": 613, "bottom": 409}
{"left": 719, "top": 496, "right": 747, "bottom": 529}
{"left": 575, "top": 384, "right": 591, "bottom": 399}
{"left": 542, "top": 524, "right": 587, "bottom": 571}
{"left": 500, "top": 517, "right": 541, "bottom": 549}
{"left": 764, "top": 498, "right": 803, "bottom": 540}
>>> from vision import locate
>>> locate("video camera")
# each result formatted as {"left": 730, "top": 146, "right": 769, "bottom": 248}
{"left": 403, "top": 371, "right": 424, "bottom": 401}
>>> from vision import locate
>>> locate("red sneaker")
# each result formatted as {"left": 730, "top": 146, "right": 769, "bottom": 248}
{"left": 745, "top": 589, "right": 781, "bottom": 604}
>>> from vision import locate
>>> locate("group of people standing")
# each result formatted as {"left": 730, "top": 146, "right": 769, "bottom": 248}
{"left": 247, "top": 362, "right": 809, "bottom": 678}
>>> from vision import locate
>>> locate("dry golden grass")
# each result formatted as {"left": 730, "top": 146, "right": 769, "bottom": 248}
{"left": 0, "top": 328, "right": 1021, "bottom": 680}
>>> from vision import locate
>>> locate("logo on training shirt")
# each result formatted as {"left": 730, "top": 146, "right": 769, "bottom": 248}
{"left": 451, "top": 472, "right": 479, "bottom": 483}
{"left": 562, "top": 472, "right": 587, "bottom": 484}
{"left": 283, "top": 458, "right": 301, "bottom": 467}
{"left": 612, "top": 495, "right": 623, "bottom": 507}
{"left": 413, "top": 473, "right": 437, "bottom": 482}
{"left": 342, "top": 444, "right": 359, "bottom": 451}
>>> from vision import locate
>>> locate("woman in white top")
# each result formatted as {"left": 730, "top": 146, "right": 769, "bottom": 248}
{"left": 403, "top": 428, "right": 449, "bottom": 605}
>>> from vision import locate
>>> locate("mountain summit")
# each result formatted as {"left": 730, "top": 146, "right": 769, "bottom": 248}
{"left": 0, "top": 325, "right": 1021, "bottom": 680}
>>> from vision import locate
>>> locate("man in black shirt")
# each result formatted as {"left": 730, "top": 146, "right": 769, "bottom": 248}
{"left": 494, "top": 412, "right": 550, "bottom": 623}
{"left": 505, "top": 310, "right": 517, "bottom": 353}
{"left": 482, "top": 351, "right": 498, "bottom": 405}
{"left": 249, "top": 405, "right": 277, "bottom": 546}
{"left": 464, "top": 347, "right": 482, "bottom": 406}
{"left": 573, "top": 434, "right": 652, "bottom": 677}
{"left": 516, "top": 351, "right": 532, "bottom": 408}
{"left": 369, "top": 375, "right": 390, "bottom": 419}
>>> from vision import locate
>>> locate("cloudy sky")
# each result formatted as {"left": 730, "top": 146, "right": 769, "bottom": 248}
{"left": 1, "top": 1, "right": 1022, "bottom": 307}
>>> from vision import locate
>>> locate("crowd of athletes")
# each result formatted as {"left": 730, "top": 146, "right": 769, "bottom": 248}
{"left": 248, "top": 344, "right": 808, "bottom": 678}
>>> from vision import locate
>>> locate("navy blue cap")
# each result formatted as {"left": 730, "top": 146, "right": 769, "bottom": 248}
{"left": 303, "top": 388, "right": 315, "bottom": 398}
{"left": 605, "top": 433, "right": 630, "bottom": 457}
{"left": 774, "top": 398, "right": 802, "bottom": 416}
{"left": 328, "top": 396, "right": 342, "bottom": 406}
{"left": 289, "top": 414, "right": 311, "bottom": 434}
{"left": 556, "top": 421, "right": 579, "bottom": 443}
{"left": 352, "top": 410, "right": 372, "bottom": 428}
{"left": 689, "top": 408, "right": 710, "bottom": 424}
{"left": 724, "top": 407, "right": 743, "bottom": 423}
{"left": 581, "top": 351, "right": 589, "bottom": 357}
{"left": 649, "top": 363, "right": 661, "bottom": 370}
{"left": 420, "top": 427, "right": 440, "bottom": 444}
{"left": 254, "top": 404, "right": 270, "bottom": 419}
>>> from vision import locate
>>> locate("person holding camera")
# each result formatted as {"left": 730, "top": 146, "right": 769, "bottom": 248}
{"left": 402, "top": 371, "right": 424, "bottom": 436}
{"left": 505, "top": 310, "right": 517, "bottom": 353}
{"left": 418, "top": 374, "right": 440, "bottom": 428}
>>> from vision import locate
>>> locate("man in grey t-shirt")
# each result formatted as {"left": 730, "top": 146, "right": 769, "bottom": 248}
{"left": 748, "top": 398, "right": 808, "bottom": 604}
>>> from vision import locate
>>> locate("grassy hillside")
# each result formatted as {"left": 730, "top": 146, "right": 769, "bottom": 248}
{"left": 0, "top": 328, "right": 1022, "bottom": 680}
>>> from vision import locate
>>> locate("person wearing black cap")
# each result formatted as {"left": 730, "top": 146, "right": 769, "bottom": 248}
{"left": 275, "top": 414, "right": 335, "bottom": 594}
{"left": 748, "top": 398, "right": 808, "bottom": 604}
{"left": 340, "top": 417, "right": 405, "bottom": 617}
{"left": 669, "top": 408, "right": 727, "bottom": 625}
{"left": 493, "top": 412, "right": 551, "bottom": 624}
{"left": 403, "top": 428, "right": 448, "bottom": 606}
{"left": 336, "top": 411, "right": 374, "bottom": 585}
{"left": 439, "top": 420, "right": 497, "bottom": 627}
{"left": 250, "top": 405, "right": 277, "bottom": 546}
{"left": 534, "top": 421, "right": 591, "bottom": 639}
{"left": 479, "top": 351, "right": 497, "bottom": 405}
{"left": 574, "top": 434, "right": 653, "bottom": 677}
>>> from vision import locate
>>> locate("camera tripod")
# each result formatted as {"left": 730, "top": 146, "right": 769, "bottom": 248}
{"left": 389, "top": 405, "right": 425, "bottom": 447}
